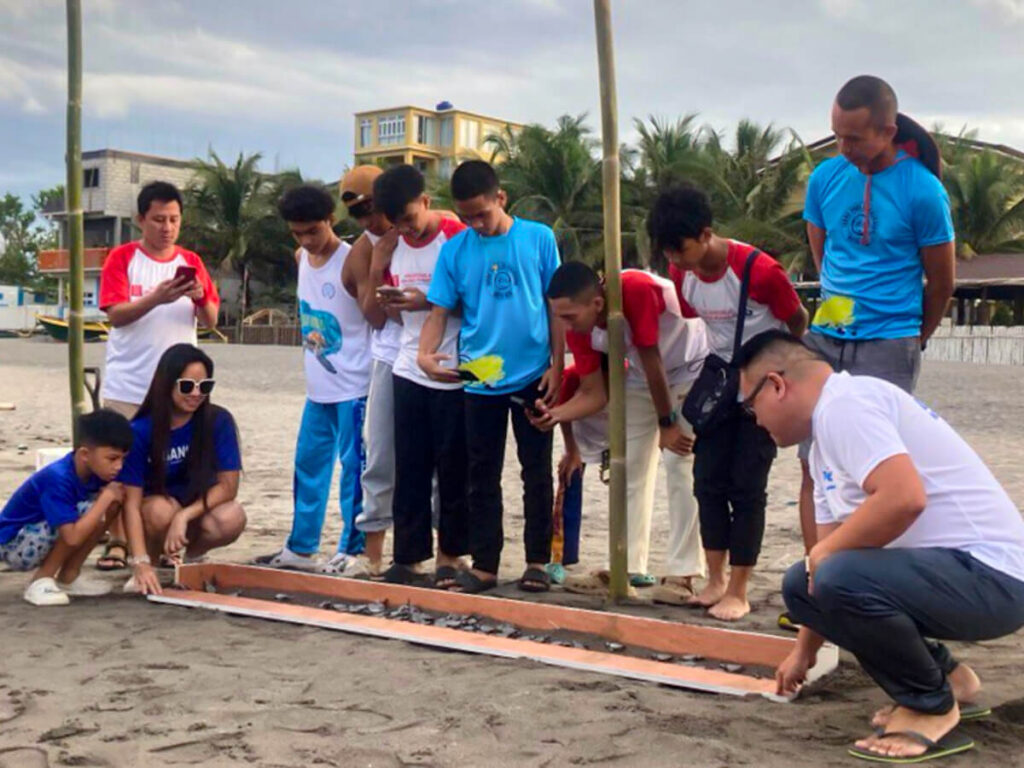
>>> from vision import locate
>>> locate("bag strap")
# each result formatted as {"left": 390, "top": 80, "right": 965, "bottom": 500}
{"left": 731, "top": 248, "right": 761, "bottom": 363}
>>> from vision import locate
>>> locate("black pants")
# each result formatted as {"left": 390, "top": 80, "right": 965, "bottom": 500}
{"left": 392, "top": 375, "right": 468, "bottom": 565}
{"left": 692, "top": 409, "right": 776, "bottom": 566}
{"left": 465, "top": 380, "right": 553, "bottom": 574}
{"left": 784, "top": 548, "right": 1024, "bottom": 714}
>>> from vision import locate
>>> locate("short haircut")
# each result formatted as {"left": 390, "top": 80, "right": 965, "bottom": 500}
{"left": 346, "top": 200, "right": 373, "bottom": 220}
{"left": 137, "top": 181, "right": 183, "bottom": 217}
{"left": 647, "top": 184, "right": 714, "bottom": 253}
{"left": 835, "top": 75, "right": 898, "bottom": 128}
{"left": 547, "top": 260, "right": 601, "bottom": 301}
{"left": 451, "top": 160, "right": 500, "bottom": 201}
{"left": 76, "top": 409, "right": 134, "bottom": 452}
{"left": 736, "top": 330, "right": 821, "bottom": 371}
{"left": 277, "top": 184, "right": 335, "bottom": 223}
{"left": 373, "top": 165, "right": 425, "bottom": 222}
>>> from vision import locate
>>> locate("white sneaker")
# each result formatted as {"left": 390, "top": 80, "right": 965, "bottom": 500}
{"left": 252, "top": 547, "right": 322, "bottom": 572}
{"left": 24, "top": 577, "right": 70, "bottom": 606}
{"left": 122, "top": 575, "right": 139, "bottom": 593}
{"left": 58, "top": 573, "right": 113, "bottom": 597}
{"left": 318, "top": 552, "right": 349, "bottom": 574}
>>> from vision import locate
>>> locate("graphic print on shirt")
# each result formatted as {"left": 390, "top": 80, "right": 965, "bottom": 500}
{"left": 841, "top": 203, "right": 875, "bottom": 244}
{"left": 299, "top": 299, "right": 342, "bottom": 374}
{"left": 486, "top": 260, "right": 517, "bottom": 299}
{"left": 821, "top": 467, "right": 837, "bottom": 492}
{"left": 813, "top": 295, "right": 856, "bottom": 333}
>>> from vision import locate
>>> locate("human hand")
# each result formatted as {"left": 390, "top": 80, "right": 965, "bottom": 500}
{"left": 163, "top": 513, "right": 190, "bottom": 557}
{"left": 101, "top": 481, "right": 125, "bottom": 505}
{"left": 526, "top": 401, "right": 558, "bottom": 432}
{"left": 151, "top": 277, "right": 191, "bottom": 305}
{"left": 538, "top": 365, "right": 562, "bottom": 407}
{"left": 418, "top": 352, "right": 462, "bottom": 384}
{"left": 659, "top": 423, "right": 694, "bottom": 456}
{"left": 184, "top": 279, "right": 204, "bottom": 303}
{"left": 775, "top": 646, "right": 814, "bottom": 696}
{"left": 558, "top": 449, "right": 583, "bottom": 485}
{"left": 371, "top": 228, "right": 399, "bottom": 271}
{"left": 806, "top": 544, "right": 831, "bottom": 596}
{"left": 132, "top": 562, "right": 163, "bottom": 595}
{"left": 388, "top": 288, "right": 428, "bottom": 312}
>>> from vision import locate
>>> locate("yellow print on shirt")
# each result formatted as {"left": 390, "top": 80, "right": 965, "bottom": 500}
{"left": 813, "top": 296, "right": 856, "bottom": 330}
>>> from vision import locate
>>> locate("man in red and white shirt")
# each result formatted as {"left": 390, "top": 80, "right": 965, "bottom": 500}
{"left": 100, "top": 181, "right": 220, "bottom": 416}
{"left": 535, "top": 261, "right": 709, "bottom": 601}
{"left": 650, "top": 183, "right": 807, "bottom": 621}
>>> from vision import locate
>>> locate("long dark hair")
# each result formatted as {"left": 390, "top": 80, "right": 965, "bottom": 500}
{"left": 895, "top": 113, "right": 942, "bottom": 179}
{"left": 135, "top": 343, "right": 237, "bottom": 511}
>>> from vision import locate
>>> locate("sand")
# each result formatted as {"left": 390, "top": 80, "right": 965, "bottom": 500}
{"left": 1, "top": 337, "right": 1023, "bottom": 767}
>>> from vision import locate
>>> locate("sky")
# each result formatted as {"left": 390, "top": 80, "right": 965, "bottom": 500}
{"left": 2, "top": 0, "right": 1024, "bottom": 205}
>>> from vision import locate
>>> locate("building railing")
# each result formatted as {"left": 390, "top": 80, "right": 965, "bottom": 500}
{"left": 38, "top": 248, "right": 111, "bottom": 273}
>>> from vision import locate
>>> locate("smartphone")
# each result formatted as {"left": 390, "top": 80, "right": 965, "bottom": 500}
{"left": 376, "top": 285, "right": 405, "bottom": 298}
{"left": 510, "top": 395, "right": 544, "bottom": 418}
{"left": 174, "top": 265, "right": 197, "bottom": 283}
{"left": 456, "top": 369, "right": 480, "bottom": 382}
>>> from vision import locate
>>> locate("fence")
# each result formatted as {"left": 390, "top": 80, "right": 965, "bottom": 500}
{"left": 218, "top": 325, "right": 302, "bottom": 346}
{"left": 924, "top": 324, "right": 1024, "bottom": 366}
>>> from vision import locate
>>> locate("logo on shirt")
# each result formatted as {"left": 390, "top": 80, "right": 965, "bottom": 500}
{"left": 299, "top": 300, "right": 343, "bottom": 374}
{"left": 321, "top": 283, "right": 337, "bottom": 300}
{"left": 486, "top": 261, "right": 516, "bottom": 299}
{"left": 130, "top": 284, "right": 144, "bottom": 298}
{"left": 813, "top": 296, "right": 856, "bottom": 333}
{"left": 841, "top": 203, "right": 876, "bottom": 244}
{"left": 822, "top": 467, "right": 837, "bottom": 491}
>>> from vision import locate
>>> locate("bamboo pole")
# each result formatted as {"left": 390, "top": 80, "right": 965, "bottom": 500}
{"left": 593, "top": 0, "right": 628, "bottom": 602}
{"left": 66, "top": 0, "right": 88, "bottom": 437}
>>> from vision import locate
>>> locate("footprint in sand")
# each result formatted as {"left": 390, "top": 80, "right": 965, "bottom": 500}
{"left": 0, "top": 690, "right": 27, "bottom": 725}
{"left": 0, "top": 747, "right": 50, "bottom": 768}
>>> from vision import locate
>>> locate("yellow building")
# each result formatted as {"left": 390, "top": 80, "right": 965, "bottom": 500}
{"left": 353, "top": 102, "right": 523, "bottom": 177}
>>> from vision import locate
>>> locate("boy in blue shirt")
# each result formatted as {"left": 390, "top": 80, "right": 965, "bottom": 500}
{"left": 419, "top": 160, "right": 564, "bottom": 593}
{"left": 0, "top": 410, "right": 133, "bottom": 606}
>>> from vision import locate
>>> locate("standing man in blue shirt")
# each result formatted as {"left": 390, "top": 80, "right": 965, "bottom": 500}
{"left": 797, "top": 75, "right": 956, "bottom": 558}
{"left": 419, "top": 160, "right": 564, "bottom": 594}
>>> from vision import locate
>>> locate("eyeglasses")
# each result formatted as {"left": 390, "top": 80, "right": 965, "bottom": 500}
{"left": 740, "top": 371, "right": 782, "bottom": 416}
{"left": 176, "top": 378, "right": 215, "bottom": 396}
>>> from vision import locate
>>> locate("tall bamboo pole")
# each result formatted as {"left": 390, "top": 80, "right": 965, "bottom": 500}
{"left": 66, "top": 0, "right": 87, "bottom": 437}
{"left": 593, "top": 0, "right": 628, "bottom": 602}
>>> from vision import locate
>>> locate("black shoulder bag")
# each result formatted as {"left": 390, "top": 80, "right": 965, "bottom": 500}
{"left": 681, "top": 249, "right": 760, "bottom": 435}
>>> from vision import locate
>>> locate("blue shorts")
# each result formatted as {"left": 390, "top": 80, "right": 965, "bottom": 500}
{"left": 0, "top": 521, "right": 57, "bottom": 571}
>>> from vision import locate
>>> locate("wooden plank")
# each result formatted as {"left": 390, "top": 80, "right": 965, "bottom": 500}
{"left": 172, "top": 564, "right": 837, "bottom": 683}
{"left": 150, "top": 589, "right": 792, "bottom": 700}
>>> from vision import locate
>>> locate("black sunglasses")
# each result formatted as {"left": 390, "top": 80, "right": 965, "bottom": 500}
{"left": 176, "top": 378, "right": 215, "bottom": 396}
{"left": 740, "top": 370, "right": 782, "bottom": 416}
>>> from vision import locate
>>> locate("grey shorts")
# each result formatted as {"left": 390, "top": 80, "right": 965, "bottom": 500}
{"left": 798, "top": 331, "right": 922, "bottom": 460}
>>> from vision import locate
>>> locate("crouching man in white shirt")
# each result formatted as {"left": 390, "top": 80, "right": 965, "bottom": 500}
{"left": 738, "top": 330, "right": 1024, "bottom": 764}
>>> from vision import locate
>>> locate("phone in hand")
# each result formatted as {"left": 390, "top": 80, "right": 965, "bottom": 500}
{"left": 174, "top": 265, "right": 197, "bottom": 284}
{"left": 376, "top": 285, "right": 405, "bottom": 300}
{"left": 456, "top": 368, "right": 480, "bottom": 382}
{"left": 510, "top": 395, "right": 544, "bottom": 418}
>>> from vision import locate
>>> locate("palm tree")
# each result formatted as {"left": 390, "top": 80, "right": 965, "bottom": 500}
{"left": 485, "top": 114, "right": 603, "bottom": 261}
{"left": 941, "top": 147, "right": 1024, "bottom": 256}
{"left": 180, "top": 151, "right": 299, "bottom": 324}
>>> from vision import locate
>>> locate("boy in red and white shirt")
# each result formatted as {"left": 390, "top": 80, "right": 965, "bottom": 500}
{"left": 100, "top": 181, "right": 219, "bottom": 414}
{"left": 650, "top": 184, "right": 807, "bottom": 621}
{"left": 534, "top": 261, "right": 708, "bottom": 602}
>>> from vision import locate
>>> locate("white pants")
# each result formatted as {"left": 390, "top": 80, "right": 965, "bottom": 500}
{"left": 624, "top": 384, "right": 704, "bottom": 577}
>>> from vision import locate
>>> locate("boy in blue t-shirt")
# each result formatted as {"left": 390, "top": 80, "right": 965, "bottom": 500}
{"left": 0, "top": 410, "right": 133, "bottom": 606}
{"left": 419, "top": 160, "right": 564, "bottom": 593}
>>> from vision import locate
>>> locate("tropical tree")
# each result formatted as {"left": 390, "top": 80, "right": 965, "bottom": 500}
{"left": 0, "top": 193, "right": 57, "bottom": 288}
{"left": 940, "top": 143, "right": 1024, "bottom": 256}
{"left": 485, "top": 114, "right": 603, "bottom": 261}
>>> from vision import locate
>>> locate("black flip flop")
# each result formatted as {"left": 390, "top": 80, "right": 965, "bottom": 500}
{"left": 382, "top": 563, "right": 433, "bottom": 587}
{"left": 434, "top": 565, "right": 461, "bottom": 590}
{"left": 518, "top": 566, "right": 551, "bottom": 593}
{"left": 848, "top": 729, "right": 974, "bottom": 763}
{"left": 452, "top": 570, "right": 497, "bottom": 594}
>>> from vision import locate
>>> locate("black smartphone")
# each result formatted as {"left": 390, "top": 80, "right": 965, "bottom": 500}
{"left": 456, "top": 369, "right": 480, "bottom": 382}
{"left": 174, "top": 265, "right": 197, "bottom": 283}
{"left": 510, "top": 395, "right": 544, "bottom": 417}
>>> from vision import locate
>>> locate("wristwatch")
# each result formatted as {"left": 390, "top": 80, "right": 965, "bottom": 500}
{"left": 658, "top": 411, "right": 677, "bottom": 429}
{"left": 128, "top": 554, "right": 151, "bottom": 567}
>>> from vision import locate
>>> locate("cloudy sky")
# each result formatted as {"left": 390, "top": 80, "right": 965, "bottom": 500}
{"left": 2, "top": 0, "right": 1023, "bottom": 204}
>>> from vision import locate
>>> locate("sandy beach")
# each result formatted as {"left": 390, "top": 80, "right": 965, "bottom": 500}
{"left": 1, "top": 337, "right": 1023, "bottom": 767}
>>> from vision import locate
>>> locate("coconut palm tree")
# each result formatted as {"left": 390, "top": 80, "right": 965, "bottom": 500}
{"left": 941, "top": 147, "right": 1024, "bottom": 256}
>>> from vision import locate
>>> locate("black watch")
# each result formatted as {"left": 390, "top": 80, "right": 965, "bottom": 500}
{"left": 658, "top": 412, "right": 676, "bottom": 429}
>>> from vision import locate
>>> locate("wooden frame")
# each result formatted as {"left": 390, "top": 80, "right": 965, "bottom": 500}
{"left": 149, "top": 564, "right": 838, "bottom": 701}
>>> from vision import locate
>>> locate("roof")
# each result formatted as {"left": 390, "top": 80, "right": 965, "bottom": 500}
{"left": 354, "top": 105, "right": 523, "bottom": 127}
{"left": 954, "top": 253, "right": 1024, "bottom": 282}
{"left": 795, "top": 133, "right": 1024, "bottom": 163}
{"left": 82, "top": 148, "right": 194, "bottom": 169}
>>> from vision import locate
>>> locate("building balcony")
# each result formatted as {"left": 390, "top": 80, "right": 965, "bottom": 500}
{"left": 38, "top": 248, "right": 111, "bottom": 275}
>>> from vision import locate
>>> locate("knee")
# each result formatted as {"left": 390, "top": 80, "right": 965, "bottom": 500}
{"left": 811, "top": 550, "right": 865, "bottom": 606}
{"left": 781, "top": 560, "right": 810, "bottom": 607}
{"left": 142, "top": 497, "right": 178, "bottom": 533}
{"left": 209, "top": 501, "right": 247, "bottom": 541}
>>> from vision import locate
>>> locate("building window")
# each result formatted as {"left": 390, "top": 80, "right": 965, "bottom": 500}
{"left": 130, "top": 161, "right": 140, "bottom": 183}
{"left": 440, "top": 117, "right": 454, "bottom": 147}
{"left": 459, "top": 119, "right": 480, "bottom": 149}
{"left": 83, "top": 168, "right": 100, "bottom": 188}
{"left": 360, "top": 118, "right": 373, "bottom": 147}
{"left": 416, "top": 115, "right": 437, "bottom": 146}
{"left": 439, "top": 158, "right": 453, "bottom": 178}
{"left": 378, "top": 114, "right": 406, "bottom": 146}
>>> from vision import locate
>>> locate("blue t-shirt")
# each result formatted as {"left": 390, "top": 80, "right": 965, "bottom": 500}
{"left": 122, "top": 409, "right": 242, "bottom": 502}
{"left": 803, "top": 152, "right": 954, "bottom": 340}
{"left": 427, "top": 218, "right": 560, "bottom": 395}
{"left": 0, "top": 453, "right": 104, "bottom": 544}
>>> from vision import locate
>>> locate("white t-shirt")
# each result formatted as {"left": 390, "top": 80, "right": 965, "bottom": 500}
{"left": 811, "top": 372, "right": 1024, "bottom": 582}
{"left": 99, "top": 242, "right": 219, "bottom": 404}
{"left": 363, "top": 231, "right": 403, "bottom": 366}
{"left": 390, "top": 218, "right": 465, "bottom": 390}
{"left": 297, "top": 242, "right": 372, "bottom": 403}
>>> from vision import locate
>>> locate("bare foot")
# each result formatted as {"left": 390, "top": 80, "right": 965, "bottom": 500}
{"left": 855, "top": 704, "right": 960, "bottom": 759}
{"left": 687, "top": 580, "right": 726, "bottom": 607}
{"left": 707, "top": 594, "right": 750, "bottom": 621}
{"left": 871, "top": 664, "right": 981, "bottom": 728}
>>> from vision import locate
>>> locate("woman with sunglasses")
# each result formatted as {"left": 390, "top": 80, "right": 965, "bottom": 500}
{"left": 121, "top": 343, "right": 245, "bottom": 594}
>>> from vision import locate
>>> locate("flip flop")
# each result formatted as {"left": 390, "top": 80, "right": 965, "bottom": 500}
{"left": 452, "top": 570, "right": 497, "bottom": 594}
{"left": 629, "top": 573, "right": 656, "bottom": 588}
{"left": 518, "top": 566, "right": 551, "bottom": 593}
{"left": 873, "top": 703, "right": 992, "bottom": 731}
{"left": 382, "top": 563, "right": 433, "bottom": 587}
{"left": 848, "top": 730, "right": 974, "bottom": 763}
{"left": 96, "top": 540, "right": 128, "bottom": 571}
{"left": 434, "top": 565, "right": 461, "bottom": 590}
